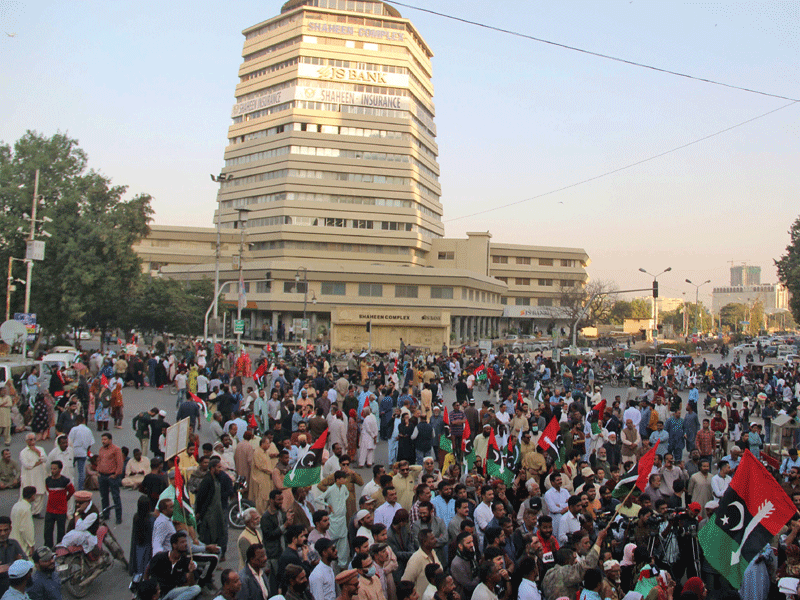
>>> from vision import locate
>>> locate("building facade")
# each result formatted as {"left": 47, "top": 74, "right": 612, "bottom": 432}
{"left": 134, "top": 1, "right": 591, "bottom": 350}
{"left": 730, "top": 265, "right": 761, "bottom": 287}
{"left": 712, "top": 283, "right": 789, "bottom": 315}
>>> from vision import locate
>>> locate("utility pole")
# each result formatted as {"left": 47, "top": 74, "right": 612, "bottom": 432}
{"left": 209, "top": 173, "right": 233, "bottom": 343}
{"left": 235, "top": 208, "right": 250, "bottom": 349}
{"left": 639, "top": 267, "right": 671, "bottom": 347}
{"left": 685, "top": 279, "right": 711, "bottom": 334}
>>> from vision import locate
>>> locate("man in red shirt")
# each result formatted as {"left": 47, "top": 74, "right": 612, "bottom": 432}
{"left": 97, "top": 433, "right": 124, "bottom": 524}
{"left": 695, "top": 419, "right": 715, "bottom": 463}
{"left": 710, "top": 410, "right": 728, "bottom": 456}
{"left": 44, "top": 460, "right": 75, "bottom": 549}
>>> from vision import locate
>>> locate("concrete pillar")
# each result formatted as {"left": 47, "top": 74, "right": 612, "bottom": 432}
{"left": 311, "top": 313, "right": 317, "bottom": 341}
{"left": 480, "top": 317, "right": 486, "bottom": 339}
{"left": 457, "top": 317, "right": 464, "bottom": 344}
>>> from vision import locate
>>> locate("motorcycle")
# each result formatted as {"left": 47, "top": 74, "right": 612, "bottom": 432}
{"left": 55, "top": 506, "right": 128, "bottom": 598}
{"left": 228, "top": 475, "right": 255, "bottom": 529}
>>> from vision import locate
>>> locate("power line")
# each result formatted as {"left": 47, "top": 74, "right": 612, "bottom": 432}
{"left": 388, "top": 1, "right": 799, "bottom": 103}
{"left": 444, "top": 100, "right": 798, "bottom": 223}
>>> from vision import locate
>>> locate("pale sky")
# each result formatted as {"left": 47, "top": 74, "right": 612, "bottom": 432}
{"left": 2, "top": 1, "right": 798, "bottom": 307}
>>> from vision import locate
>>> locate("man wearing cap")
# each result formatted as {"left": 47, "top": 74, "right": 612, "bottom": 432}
{"left": 1, "top": 560, "right": 33, "bottom": 600}
{"left": 354, "top": 510, "right": 374, "bottom": 545}
{"left": 335, "top": 569, "right": 360, "bottom": 600}
{"left": 309, "top": 539, "right": 337, "bottom": 600}
{"left": 28, "top": 548, "right": 59, "bottom": 600}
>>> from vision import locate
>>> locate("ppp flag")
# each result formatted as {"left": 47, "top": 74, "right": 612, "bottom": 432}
{"left": 612, "top": 440, "right": 660, "bottom": 499}
{"left": 439, "top": 407, "right": 453, "bottom": 454}
{"left": 538, "top": 417, "right": 562, "bottom": 464}
{"left": 486, "top": 428, "right": 514, "bottom": 486}
{"left": 284, "top": 428, "right": 328, "bottom": 488}
{"left": 189, "top": 392, "right": 212, "bottom": 423}
{"left": 462, "top": 419, "right": 475, "bottom": 472}
{"left": 698, "top": 450, "right": 795, "bottom": 589}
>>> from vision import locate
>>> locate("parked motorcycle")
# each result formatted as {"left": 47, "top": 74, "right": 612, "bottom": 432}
{"left": 55, "top": 507, "right": 128, "bottom": 598}
{"left": 228, "top": 475, "right": 255, "bottom": 529}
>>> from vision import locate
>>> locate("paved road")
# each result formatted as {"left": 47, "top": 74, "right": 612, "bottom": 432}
{"left": 0, "top": 351, "right": 729, "bottom": 600}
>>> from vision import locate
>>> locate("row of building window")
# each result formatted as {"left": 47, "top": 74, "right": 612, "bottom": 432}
{"left": 244, "top": 37, "right": 301, "bottom": 63}
{"left": 492, "top": 256, "right": 578, "bottom": 267}
{"left": 221, "top": 191, "right": 441, "bottom": 220}
{"left": 245, "top": 14, "right": 299, "bottom": 40}
{"left": 224, "top": 144, "right": 439, "bottom": 182}
{"left": 241, "top": 57, "right": 299, "bottom": 82}
{"left": 508, "top": 297, "right": 555, "bottom": 307}
{"left": 220, "top": 165, "right": 440, "bottom": 203}
{"left": 495, "top": 277, "right": 576, "bottom": 287}
{"left": 234, "top": 214, "right": 437, "bottom": 238}
{"left": 249, "top": 239, "right": 413, "bottom": 255}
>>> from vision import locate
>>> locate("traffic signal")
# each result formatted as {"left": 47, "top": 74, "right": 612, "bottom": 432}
{"left": 366, "top": 321, "right": 371, "bottom": 332}
{"left": 652, "top": 280, "right": 659, "bottom": 298}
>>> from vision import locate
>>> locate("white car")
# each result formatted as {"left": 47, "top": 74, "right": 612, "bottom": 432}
{"left": 67, "top": 329, "right": 92, "bottom": 340}
{"left": 733, "top": 343, "right": 757, "bottom": 354}
{"left": 578, "top": 347, "right": 596, "bottom": 358}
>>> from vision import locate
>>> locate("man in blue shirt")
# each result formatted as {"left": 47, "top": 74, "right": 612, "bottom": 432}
{"left": 687, "top": 384, "right": 699, "bottom": 412}
{"left": 431, "top": 480, "right": 455, "bottom": 527}
{"left": 649, "top": 421, "right": 669, "bottom": 457}
{"left": 28, "top": 547, "right": 60, "bottom": 600}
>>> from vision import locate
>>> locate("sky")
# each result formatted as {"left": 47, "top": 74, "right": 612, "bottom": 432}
{"left": 1, "top": 1, "right": 798, "bottom": 307}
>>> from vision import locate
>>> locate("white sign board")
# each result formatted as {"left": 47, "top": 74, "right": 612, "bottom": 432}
{"left": 164, "top": 417, "right": 191, "bottom": 461}
{"left": 26, "top": 240, "right": 45, "bottom": 261}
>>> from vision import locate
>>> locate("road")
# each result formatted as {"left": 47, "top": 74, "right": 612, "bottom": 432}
{"left": 0, "top": 350, "right": 730, "bottom": 600}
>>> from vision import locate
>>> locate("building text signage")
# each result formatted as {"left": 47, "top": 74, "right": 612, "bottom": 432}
{"left": 306, "top": 21, "right": 405, "bottom": 42}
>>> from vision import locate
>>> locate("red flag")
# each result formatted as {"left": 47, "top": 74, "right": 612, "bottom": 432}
{"left": 485, "top": 427, "right": 500, "bottom": 475}
{"left": 443, "top": 406, "right": 449, "bottom": 425}
{"left": 312, "top": 427, "right": 329, "bottom": 451}
{"left": 100, "top": 373, "right": 108, "bottom": 388}
{"left": 462, "top": 418, "right": 471, "bottom": 453}
{"left": 636, "top": 441, "right": 659, "bottom": 492}
{"left": 594, "top": 399, "right": 606, "bottom": 418}
{"left": 174, "top": 456, "right": 184, "bottom": 507}
{"left": 538, "top": 417, "right": 561, "bottom": 454}
{"left": 248, "top": 414, "right": 258, "bottom": 430}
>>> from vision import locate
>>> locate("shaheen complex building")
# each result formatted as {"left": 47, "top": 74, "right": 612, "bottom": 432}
{"left": 134, "top": 0, "right": 590, "bottom": 350}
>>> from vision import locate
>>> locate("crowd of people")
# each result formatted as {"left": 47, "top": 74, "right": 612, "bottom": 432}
{"left": 0, "top": 338, "right": 799, "bottom": 600}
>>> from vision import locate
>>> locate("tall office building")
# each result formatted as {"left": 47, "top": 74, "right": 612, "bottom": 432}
{"left": 135, "top": 1, "right": 591, "bottom": 349}
{"left": 218, "top": 0, "right": 442, "bottom": 265}
{"left": 730, "top": 265, "right": 761, "bottom": 287}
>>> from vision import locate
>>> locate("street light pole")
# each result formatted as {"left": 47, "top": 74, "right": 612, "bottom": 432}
{"left": 209, "top": 173, "right": 233, "bottom": 343}
{"left": 639, "top": 266, "right": 671, "bottom": 344}
{"left": 235, "top": 208, "right": 250, "bottom": 349}
{"left": 685, "top": 279, "right": 711, "bottom": 334}
{"left": 295, "top": 267, "right": 308, "bottom": 344}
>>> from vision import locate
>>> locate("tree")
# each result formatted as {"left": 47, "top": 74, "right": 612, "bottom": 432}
{"left": 125, "top": 277, "right": 214, "bottom": 336}
{"left": 776, "top": 214, "right": 800, "bottom": 324}
{"left": 0, "top": 131, "right": 153, "bottom": 343}
{"left": 608, "top": 298, "right": 652, "bottom": 324}
{"left": 558, "top": 280, "right": 618, "bottom": 330}
{"left": 720, "top": 303, "right": 748, "bottom": 332}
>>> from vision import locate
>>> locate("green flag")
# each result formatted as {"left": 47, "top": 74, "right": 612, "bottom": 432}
{"left": 284, "top": 429, "right": 328, "bottom": 488}
{"left": 439, "top": 407, "right": 452, "bottom": 454}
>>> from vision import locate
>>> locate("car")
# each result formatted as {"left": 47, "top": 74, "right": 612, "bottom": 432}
{"left": 578, "top": 347, "right": 596, "bottom": 358}
{"left": 733, "top": 343, "right": 757, "bottom": 354}
{"left": 67, "top": 329, "right": 92, "bottom": 340}
{"left": 785, "top": 354, "right": 798, "bottom": 366}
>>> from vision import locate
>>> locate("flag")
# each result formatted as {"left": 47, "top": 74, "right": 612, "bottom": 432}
{"left": 189, "top": 392, "right": 212, "bottom": 423}
{"left": 284, "top": 428, "right": 328, "bottom": 488}
{"left": 612, "top": 440, "right": 660, "bottom": 499}
{"left": 238, "top": 273, "right": 247, "bottom": 311}
{"left": 474, "top": 364, "right": 487, "bottom": 382}
{"left": 100, "top": 373, "right": 109, "bottom": 388}
{"left": 485, "top": 428, "right": 514, "bottom": 486}
{"left": 538, "top": 417, "right": 561, "bottom": 463}
{"left": 590, "top": 399, "right": 606, "bottom": 435}
{"left": 439, "top": 407, "right": 453, "bottom": 454}
{"left": 462, "top": 419, "right": 475, "bottom": 472}
{"left": 174, "top": 456, "right": 185, "bottom": 508}
{"left": 698, "top": 450, "right": 795, "bottom": 588}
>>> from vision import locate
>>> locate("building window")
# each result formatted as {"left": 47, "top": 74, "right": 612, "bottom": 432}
{"left": 462, "top": 288, "right": 467, "bottom": 300}
{"left": 561, "top": 259, "right": 574, "bottom": 267}
{"left": 539, "top": 298, "right": 553, "bottom": 306}
{"left": 538, "top": 279, "right": 553, "bottom": 287}
{"left": 255, "top": 281, "right": 271, "bottom": 293}
{"left": 501, "top": 297, "right": 508, "bottom": 305}
{"left": 515, "top": 278, "right": 530, "bottom": 286}
{"left": 561, "top": 280, "right": 574, "bottom": 287}
{"left": 359, "top": 283, "right": 383, "bottom": 297}
{"left": 516, "top": 257, "right": 531, "bottom": 265}
{"left": 492, "top": 255, "right": 508, "bottom": 264}
{"left": 539, "top": 258, "right": 554, "bottom": 266}
{"left": 284, "top": 281, "right": 307, "bottom": 293}
{"left": 430, "top": 286, "right": 453, "bottom": 299}
{"left": 515, "top": 297, "right": 531, "bottom": 306}
{"left": 468, "top": 289, "right": 474, "bottom": 301}
{"left": 395, "top": 285, "right": 418, "bottom": 298}
{"left": 496, "top": 277, "right": 508, "bottom": 283}
{"left": 321, "top": 281, "right": 346, "bottom": 295}
{"left": 352, "top": 219, "right": 373, "bottom": 229}
{"left": 481, "top": 291, "right": 486, "bottom": 302}
{"left": 437, "top": 251, "right": 454, "bottom": 260}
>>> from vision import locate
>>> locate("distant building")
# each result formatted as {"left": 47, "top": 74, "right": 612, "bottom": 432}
{"left": 634, "top": 297, "right": 684, "bottom": 313}
{"left": 730, "top": 265, "right": 761, "bottom": 287}
{"left": 711, "top": 283, "right": 789, "bottom": 314}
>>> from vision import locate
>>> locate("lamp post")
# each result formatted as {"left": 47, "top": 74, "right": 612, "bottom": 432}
{"left": 639, "top": 267, "right": 671, "bottom": 344}
{"left": 685, "top": 279, "right": 711, "bottom": 335}
{"left": 209, "top": 173, "right": 233, "bottom": 343}
{"left": 234, "top": 208, "right": 250, "bottom": 348}
{"left": 295, "top": 267, "right": 309, "bottom": 344}
{"left": 5, "top": 257, "right": 27, "bottom": 322}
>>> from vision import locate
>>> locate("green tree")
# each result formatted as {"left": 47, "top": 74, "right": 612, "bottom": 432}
{"left": 125, "top": 277, "right": 213, "bottom": 336}
{"left": 720, "top": 303, "right": 748, "bottom": 332}
{"left": 776, "top": 214, "right": 800, "bottom": 323}
{"left": 608, "top": 298, "right": 652, "bottom": 324}
{"left": 0, "top": 131, "right": 152, "bottom": 344}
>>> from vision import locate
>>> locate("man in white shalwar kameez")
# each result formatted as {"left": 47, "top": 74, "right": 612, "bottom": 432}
{"left": 19, "top": 434, "right": 46, "bottom": 516}
{"left": 317, "top": 471, "right": 350, "bottom": 569}
{"left": 358, "top": 408, "right": 378, "bottom": 468}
